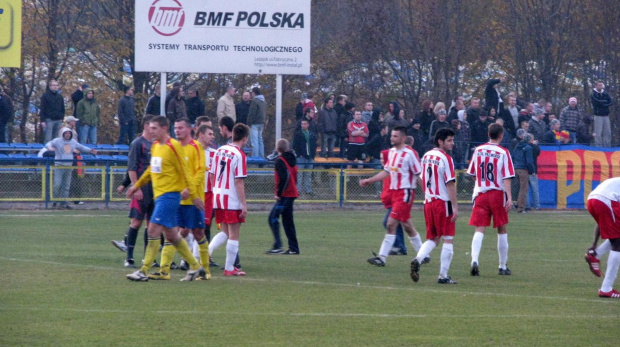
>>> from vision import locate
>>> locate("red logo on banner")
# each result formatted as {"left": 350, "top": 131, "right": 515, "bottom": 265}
{"left": 148, "top": 0, "right": 185, "bottom": 36}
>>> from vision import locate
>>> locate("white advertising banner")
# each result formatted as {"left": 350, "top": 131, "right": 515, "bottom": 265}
{"left": 135, "top": 0, "right": 311, "bottom": 75}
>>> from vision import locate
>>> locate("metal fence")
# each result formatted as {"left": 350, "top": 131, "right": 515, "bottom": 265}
{"left": 0, "top": 158, "right": 479, "bottom": 207}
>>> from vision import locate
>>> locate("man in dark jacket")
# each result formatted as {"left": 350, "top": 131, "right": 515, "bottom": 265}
{"left": 466, "top": 97, "right": 484, "bottom": 123}
{"left": 117, "top": 86, "right": 136, "bottom": 145}
{"left": 247, "top": 87, "right": 266, "bottom": 158}
{"left": 40, "top": 80, "right": 66, "bottom": 143}
{"left": 235, "top": 91, "right": 251, "bottom": 125}
{"left": 484, "top": 77, "right": 505, "bottom": 113}
{"left": 293, "top": 118, "right": 317, "bottom": 195}
{"left": 266, "top": 139, "right": 300, "bottom": 255}
{"left": 470, "top": 112, "right": 492, "bottom": 147}
{"left": 576, "top": 115, "right": 595, "bottom": 145}
{"left": 591, "top": 81, "right": 613, "bottom": 146}
{"left": 145, "top": 85, "right": 161, "bottom": 116}
{"left": 71, "top": 83, "right": 88, "bottom": 117}
{"left": 511, "top": 133, "right": 535, "bottom": 213}
{"left": 528, "top": 110, "right": 547, "bottom": 143}
{"left": 0, "top": 88, "right": 14, "bottom": 143}
{"left": 318, "top": 98, "right": 338, "bottom": 158}
{"left": 185, "top": 88, "right": 205, "bottom": 125}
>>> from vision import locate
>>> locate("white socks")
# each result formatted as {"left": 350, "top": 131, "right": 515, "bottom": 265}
{"left": 409, "top": 234, "right": 422, "bottom": 253}
{"left": 471, "top": 232, "right": 484, "bottom": 264}
{"left": 440, "top": 243, "right": 454, "bottom": 278}
{"left": 378, "top": 234, "right": 396, "bottom": 261}
{"left": 498, "top": 234, "right": 509, "bottom": 269}
{"left": 225, "top": 240, "right": 239, "bottom": 272}
{"left": 601, "top": 250, "right": 620, "bottom": 293}
{"left": 596, "top": 240, "right": 612, "bottom": 259}
{"left": 415, "top": 240, "right": 437, "bottom": 263}
{"left": 209, "top": 231, "right": 228, "bottom": 256}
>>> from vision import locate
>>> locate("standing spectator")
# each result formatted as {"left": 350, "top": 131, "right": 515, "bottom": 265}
{"left": 591, "top": 81, "right": 613, "bottom": 147}
{"left": 361, "top": 101, "right": 374, "bottom": 124}
{"left": 448, "top": 99, "right": 464, "bottom": 123}
{"left": 45, "top": 128, "right": 97, "bottom": 209}
{"left": 518, "top": 103, "right": 535, "bottom": 126}
{"left": 145, "top": 84, "right": 162, "bottom": 116}
{"left": 185, "top": 88, "right": 205, "bottom": 125}
{"left": 466, "top": 97, "right": 483, "bottom": 123}
{"left": 296, "top": 107, "right": 318, "bottom": 135}
{"left": 527, "top": 135, "right": 541, "bottom": 211}
{"left": 470, "top": 112, "right": 492, "bottom": 147}
{"left": 247, "top": 87, "right": 266, "bottom": 158}
{"left": 75, "top": 88, "right": 100, "bottom": 145}
{"left": 295, "top": 93, "right": 306, "bottom": 120}
{"left": 40, "top": 80, "right": 66, "bottom": 143}
{"left": 501, "top": 96, "right": 519, "bottom": 137}
{"left": 235, "top": 91, "right": 251, "bottom": 125}
{"left": 418, "top": 99, "right": 434, "bottom": 138}
{"left": 484, "top": 77, "right": 506, "bottom": 113}
{"left": 334, "top": 95, "right": 347, "bottom": 117}
{"left": 448, "top": 95, "right": 463, "bottom": 114}
{"left": 0, "top": 87, "right": 14, "bottom": 143}
{"left": 468, "top": 123, "right": 515, "bottom": 276}
{"left": 528, "top": 110, "right": 547, "bottom": 143}
{"left": 450, "top": 120, "right": 466, "bottom": 168}
{"left": 293, "top": 119, "right": 317, "bottom": 195}
{"left": 217, "top": 86, "right": 236, "bottom": 122}
{"left": 559, "top": 97, "right": 582, "bottom": 143}
{"left": 338, "top": 102, "right": 354, "bottom": 159}
{"left": 407, "top": 119, "right": 425, "bottom": 158}
{"left": 301, "top": 92, "right": 317, "bottom": 115}
{"left": 388, "top": 109, "right": 410, "bottom": 132}
{"left": 317, "top": 97, "right": 338, "bottom": 158}
{"left": 512, "top": 133, "right": 535, "bottom": 213}
{"left": 543, "top": 102, "right": 555, "bottom": 125}
{"left": 366, "top": 122, "right": 386, "bottom": 167}
{"left": 495, "top": 118, "right": 512, "bottom": 149}
{"left": 117, "top": 86, "right": 136, "bottom": 145}
{"left": 583, "top": 177, "right": 620, "bottom": 298}
{"left": 544, "top": 119, "right": 562, "bottom": 144}
{"left": 384, "top": 101, "right": 400, "bottom": 125}
{"left": 576, "top": 115, "right": 595, "bottom": 145}
{"left": 71, "top": 83, "right": 88, "bottom": 117}
{"left": 346, "top": 110, "right": 368, "bottom": 167}
{"left": 266, "top": 139, "right": 300, "bottom": 255}
{"left": 367, "top": 108, "right": 382, "bottom": 143}
{"left": 166, "top": 86, "right": 186, "bottom": 137}
{"left": 429, "top": 109, "right": 450, "bottom": 139}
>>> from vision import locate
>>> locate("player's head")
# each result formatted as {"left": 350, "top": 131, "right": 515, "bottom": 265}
{"left": 196, "top": 124, "right": 214, "bottom": 147}
{"left": 149, "top": 116, "right": 169, "bottom": 142}
{"left": 276, "top": 138, "right": 290, "bottom": 154}
{"left": 195, "top": 116, "right": 211, "bottom": 129}
{"left": 434, "top": 128, "right": 455, "bottom": 151}
{"left": 390, "top": 126, "right": 407, "bottom": 147}
{"left": 488, "top": 123, "right": 504, "bottom": 141}
{"left": 232, "top": 123, "right": 250, "bottom": 145}
{"left": 174, "top": 118, "right": 192, "bottom": 141}
{"left": 142, "top": 115, "right": 154, "bottom": 129}
{"left": 219, "top": 116, "right": 234, "bottom": 138}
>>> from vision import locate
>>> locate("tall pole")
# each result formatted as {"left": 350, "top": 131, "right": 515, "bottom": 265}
{"left": 275, "top": 74, "right": 282, "bottom": 146}
{"left": 159, "top": 72, "right": 167, "bottom": 117}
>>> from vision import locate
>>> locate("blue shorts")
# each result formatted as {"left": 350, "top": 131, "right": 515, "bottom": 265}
{"left": 150, "top": 192, "right": 181, "bottom": 228}
{"left": 178, "top": 205, "right": 206, "bottom": 229}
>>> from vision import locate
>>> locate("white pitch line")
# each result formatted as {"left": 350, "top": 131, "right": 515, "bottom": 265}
{"left": 0, "top": 306, "right": 617, "bottom": 320}
{"left": 0, "top": 214, "right": 117, "bottom": 217}
{"left": 0, "top": 256, "right": 616, "bottom": 305}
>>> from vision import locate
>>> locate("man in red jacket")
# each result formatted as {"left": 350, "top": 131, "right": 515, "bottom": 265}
{"left": 266, "top": 139, "right": 300, "bottom": 255}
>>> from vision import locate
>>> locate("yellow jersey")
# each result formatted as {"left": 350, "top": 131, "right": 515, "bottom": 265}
{"left": 179, "top": 139, "right": 205, "bottom": 205}
{"left": 134, "top": 137, "right": 195, "bottom": 200}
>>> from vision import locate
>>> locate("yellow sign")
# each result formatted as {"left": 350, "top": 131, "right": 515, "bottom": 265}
{"left": 0, "top": 0, "right": 21, "bottom": 68}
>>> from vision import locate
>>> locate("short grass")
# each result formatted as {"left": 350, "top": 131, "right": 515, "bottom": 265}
{"left": 0, "top": 209, "right": 618, "bottom": 346}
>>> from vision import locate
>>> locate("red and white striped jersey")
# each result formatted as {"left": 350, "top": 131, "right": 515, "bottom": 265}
{"left": 421, "top": 148, "right": 456, "bottom": 203}
{"left": 210, "top": 144, "right": 247, "bottom": 210}
{"left": 588, "top": 177, "right": 620, "bottom": 203}
{"left": 204, "top": 147, "right": 216, "bottom": 193}
{"left": 384, "top": 146, "right": 422, "bottom": 190}
{"left": 467, "top": 143, "right": 515, "bottom": 199}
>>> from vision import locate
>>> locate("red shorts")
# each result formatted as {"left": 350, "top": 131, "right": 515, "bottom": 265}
{"left": 204, "top": 192, "right": 214, "bottom": 226}
{"left": 215, "top": 209, "right": 245, "bottom": 224}
{"left": 424, "top": 199, "right": 456, "bottom": 239}
{"left": 389, "top": 189, "right": 415, "bottom": 222}
{"left": 587, "top": 199, "right": 620, "bottom": 240}
{"left": 469, "top": 190, "right": 509, "bottom": 228}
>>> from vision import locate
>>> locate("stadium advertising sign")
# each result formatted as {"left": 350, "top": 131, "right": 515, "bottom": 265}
{"left": 0, "top": 0, "right": 22, "bottom": 68}
{"left": 135, "top": 0, "right": 311, "bottom": 74}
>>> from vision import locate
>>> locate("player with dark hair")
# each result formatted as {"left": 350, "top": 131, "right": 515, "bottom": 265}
{"left": 584, "top": 177, "right": 620, "bottom": 298}
{"left": 208, "top": 123, "right": 250, "bottom": 276}
{"left": 410, "top": 128, "right": 459, "bottom": 284}
{"left": 468, "top": 123, "right": 515, "bottom": 276}
{"left": 125, "top": 116, "right": 203, "bottom": 282}
{"left": 360, "top": 126, "right": 423, "bottom": 266}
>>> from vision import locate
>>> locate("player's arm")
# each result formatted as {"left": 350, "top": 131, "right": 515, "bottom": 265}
{"left": 190, "top": 145, "right": 205, "bottom": 211}
{"left": 503, "top": 178, "right": 512, "bottom": 211}
{"left": 127, "top": 167, "right": 151, "bottom": 198}
{"left": 235, "top": 177, "right": 247, "bottom": 218}
{"left": 171, "top": 142, "right": 192, "bottom": 200}
{"left": 360, "top": 170, "right": 389, "bottom": 187}
{"left": 446, "top": 180, "right": 459, "bottom": 222}
{"left": 588, "top": 225, "right": 601, "bottom": 254}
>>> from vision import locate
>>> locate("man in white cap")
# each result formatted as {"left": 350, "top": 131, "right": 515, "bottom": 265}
{"left": 60, "top": 116, "right": 79, "bottom": 140}
{"left": 559, "top": 97, "right": 582, "bottom": 143}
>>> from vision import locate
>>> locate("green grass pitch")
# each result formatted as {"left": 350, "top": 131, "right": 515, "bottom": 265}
{"left": 0, "top": 209, "right": 618, "bottom": 346}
